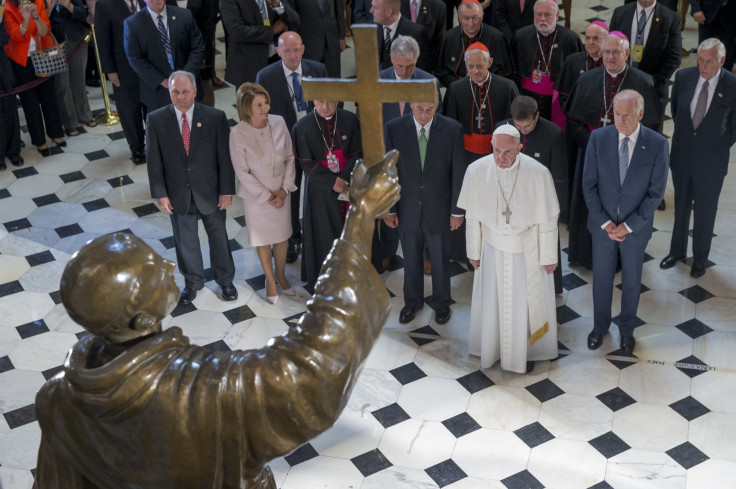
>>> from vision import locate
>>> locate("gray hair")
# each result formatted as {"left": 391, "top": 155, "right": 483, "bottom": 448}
{"left": 534, "top": 0, "right": 559, "bottom": 14}
{"left": 390, "top": 35, "right": 420, "bottom": 60}
{"left": 168, "top": 70, "right": 196, "bottom": 88}
{"left": 458, "top": 0, "right": 482, "bottom": 14}
{"left": 464, "top": 47, "right": 491, "bottom": 63}
{"left": 613, "top": 89, "right": 644, "bottom": 113}
{"left": 603, "top": 34, "right": 630, "bottom": 52}
{"left": 698, "top": 38, "right": 727, "bottom": 60}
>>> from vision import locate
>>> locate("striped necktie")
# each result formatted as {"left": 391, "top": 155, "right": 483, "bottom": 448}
{"left": 619, "top": 136, "right": 629, "bottom": 186}
{"left": 157, "top": 14, "right": 174, "bottom": 69}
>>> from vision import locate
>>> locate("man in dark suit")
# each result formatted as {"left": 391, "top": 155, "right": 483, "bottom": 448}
{"left": 354, "top": 0, "right": 374, "bottom": 22}
{"left": 146, "top": 71, "right": 238, "bottom": 305}
{"left": 609, "top": 0, "right": 681, "bottom": 116}
{"left": 383, "top": 101, "right": 466, "bottom": 325}
{"left": 660, "top": 39, "right": 736, "bottom": 278}
{"left": 124, "top": 0, "right": 205, "bottom": 111}
{"left": 220, "top": 0, "right": 300, "bottom": 88}
{"left": 690, "top": 0, "right": 736, "bottom": 71}
{"left": 583, "top": 89, "right": 669, "bottom": 354}
{"left": 400, "top": 0, "right": 446, "bottom": 61}
{"left": 256, "top": 31, "right": 328, "bottom": 264}
{"left": 96, "top": 0, "right": 146, "bottom": 163}
{"left": 495, "top": 0, "right": 536, "bottom": 42}
{"left": 288, "top": 0, "right": 345, "bottom": 77}
{"left": 378, "top": 34, "right": 441, "bottom": 272}
{"left": 372, "top": 0, "right": 431, "bottom": 71}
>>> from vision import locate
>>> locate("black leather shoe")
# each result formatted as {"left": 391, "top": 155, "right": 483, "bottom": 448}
{"left": 37, "top": 146, "right": 51, "bottom": 157}
{"left": 587, "top": 331, "right": 605, "bottom": 350}
{"left": 221, "top": 283, "right": 238, "bottom": 301}
{"left": 399, "top": 305, "right": 420, "bottom": 324}
{"left": 286, "top": 240, "right": 300, "bottom": 264}
{"left": 620, "top": 335, "right": 636, "bottom": 354}
{"left": 659, "top": 254, "right": 683, "bottom": 269}
{"left": 178, "top": 287, "right": 197, "bottom": 305}
{"left": 435, "top": 306, "right": 451, "bottom": 324}
{"left": 657, "top": 199, "right": 666, "bottom": 211}
{"left": 8, "top": 155, "right": 23, "bottom": 167}
{"left": 690, "top": 262, "right": 707, "bottom": 278}
{"left": 131, "top": 151, "right": 146, "bottom": 164}
{"left": 525, "top": 361, "right": 534, "bottom": 373}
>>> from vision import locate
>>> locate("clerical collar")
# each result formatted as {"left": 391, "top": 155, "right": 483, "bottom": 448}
{"left": 472, "top": 72, "right": 491, "bottom": 86}
{"left": 606, "top": 66, "right": 627, "bottom": 78}
{"left": 463, "top": 24, "right": 482, "bottom": 41}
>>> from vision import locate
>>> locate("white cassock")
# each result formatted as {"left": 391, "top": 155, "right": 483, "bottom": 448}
{"left": 457, "top": 153, "right": 560, "bottom": 373}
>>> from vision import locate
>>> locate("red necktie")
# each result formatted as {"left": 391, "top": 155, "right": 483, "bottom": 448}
{"left": 182, "top": 114, "right": 190, "bottom": 155}
{"left": 129, "top": 0, "right": 136, "bottom": 12}
{"left": 520, "top": 0, "right": 525, "bottom": 11}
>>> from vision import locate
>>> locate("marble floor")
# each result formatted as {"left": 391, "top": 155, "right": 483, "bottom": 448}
{"left": 2, "top": 3, "right": 736, "bottom": 489}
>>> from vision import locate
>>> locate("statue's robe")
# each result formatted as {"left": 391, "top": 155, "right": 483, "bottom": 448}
{"left": 34, "top": 238, "right": 390, "bottom": 489}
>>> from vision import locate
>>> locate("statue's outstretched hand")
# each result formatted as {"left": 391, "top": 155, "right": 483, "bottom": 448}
{"left": 349, "top": 150, "right": 401, "bottom": 220}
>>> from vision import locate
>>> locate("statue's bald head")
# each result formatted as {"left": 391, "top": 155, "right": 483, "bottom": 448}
{"left": 61, "top": 232, "right": 180, "bottom": 343}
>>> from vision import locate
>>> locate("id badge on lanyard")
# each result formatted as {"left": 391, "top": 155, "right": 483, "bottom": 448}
{"left": 631, "top": 44, "right": 644, "bottom": 63}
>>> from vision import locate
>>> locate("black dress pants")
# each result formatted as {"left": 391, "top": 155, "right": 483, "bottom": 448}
{"left": 11, "top": 59, "right": 64, "bottom": 146}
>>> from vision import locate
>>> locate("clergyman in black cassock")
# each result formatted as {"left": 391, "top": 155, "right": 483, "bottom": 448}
{"left": 510, "top": 0, "right": 582, "bottom": 127}
{"left": 435, "top": 0, "right": 513, "bottom": 88}
{"left": 293, "top": 104, "right": 362, "bottom": 289}
{"left": 444, "top": 42, "right": 518, "bottom": 164}
{"left": 498, "top": 95, "right": 567, "bottom": 293}
{"left": 564, "top": 33, "right": 661, "bottom": 269}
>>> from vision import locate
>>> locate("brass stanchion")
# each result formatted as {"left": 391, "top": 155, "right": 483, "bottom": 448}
{"left": 90, "top": 24, "right": 120, "bottom": 126}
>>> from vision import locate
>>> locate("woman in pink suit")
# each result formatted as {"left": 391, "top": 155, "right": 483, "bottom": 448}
{"left": 230, "top": 82, "right": 298, "bottom": 304}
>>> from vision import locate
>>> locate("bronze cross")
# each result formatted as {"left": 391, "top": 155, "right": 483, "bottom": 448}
{"left": 302, "top": 25, "right": 438, "bottom": 168}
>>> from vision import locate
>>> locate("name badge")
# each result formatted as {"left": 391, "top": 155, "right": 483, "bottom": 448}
{"left": 534, "top": 152, "right": 540, "bottom": 157}
{"left": 263, "top": 18, "right": 271, "bottom": 26}
{"left": 532, "top": 68, "right": 545, "bottom": 83}
{"left": 631, "top": 44, "right": 644, "bottom": 62}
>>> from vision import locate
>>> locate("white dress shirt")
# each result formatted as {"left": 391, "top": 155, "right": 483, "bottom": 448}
{"left": 282, "top": 61, "right": 308, "bottom": 120}
{"left": 630, "top": 1, "right": 656, "bottom": 47}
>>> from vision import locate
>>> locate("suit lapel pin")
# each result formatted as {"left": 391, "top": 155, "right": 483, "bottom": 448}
{"left": 172, "top": 15, "right": 176, "bottom": 19}
{"left": 341, "top": 135, "right": 347, "bottom": 140}
{"left": 197, "top": 122, "right": 202, "bottom": 127}
{"left": 655, "top": 17, "right": 659, "bottom": 22}
{"left": 422, "top": 6, "right": 427, "bottom": 12}
{"left": 641, "top": 146, "right": 645, "bottom": 149}
{"left": 450, "top": 56, "right": 455, "bottom": 62}
{"left": 718, "top": 93, "right": 723, "bottom": 97}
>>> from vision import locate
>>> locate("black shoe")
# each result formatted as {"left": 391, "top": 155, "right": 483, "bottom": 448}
{"left": 8, "top": 155, "right": 23, "bottom": 167}
{"left": 659, "top": 254, "right": 683, "bottom": 269}
{"left": 657, "top": 200, "right": 666, "bottom": 211}
{"left": 525, "top": 361, "right": 534, "bottom": 373}
{"left": 131, "top": 151, "right": 146, "bottom": 164}
{"left": 620, "top": 335, "right": 636, "bottom": 354}
{"left": 54, "top": 139, "right": 67, "bottom": 147}
{"left": 399, "top": 305, "right": 420, "bottom": 324}
{"left": 435, "top": 306, "right": 451, "bottom": 324}
{"left": 587, "top": 331, "right": 605, "bottom": 350}
{"left": 286, "top": 240, "right": 300, "bottom": 264}
{"left": 178, "top": 287, "right": 197, "bottom": 305}
{"left": 690, "top": 262, "right": 706, "bottom": 278}
{"left": 37, "top": 146, "right": 51, "bottom": 157}
{"left": 221, "top": 283, "right": 238, "bottom": 301}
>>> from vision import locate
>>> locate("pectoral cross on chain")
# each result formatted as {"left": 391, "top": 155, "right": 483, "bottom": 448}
{"left": 600, "top": 114, "right": 611, "bottom": 126}
{"left": 302, "top": 25, "right": 437, "bottom": 167}
{"left": 502, "top": 206, "right": 512, "bottom": 224}
{"left": 475, "top": 111, "right": 484, "bottom": 130}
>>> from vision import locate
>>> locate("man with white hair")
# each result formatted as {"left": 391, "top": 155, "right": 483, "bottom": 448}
{"left": 660, "top": 38, "right": 736, "bottom": 278}
{"left": 564, "top": 32, "right": 660, "bottom": 270}
{"left": 444, "top": 42, "right": 518, "bottom": 164}
{"left": 583, "top": 89, "right": 668, "bottom": 355}
{"left": 372, "top": 0, "right": 431, "bottom": 71}
{"left": 555, "top": 20, "right": 609, "bottom": 111}
{"left": 510, "top": 0, "right": 582, "bottom": 127}
{"left": 435, "top": 0, "right": 513, "bottom": 88}
{"left": 457, "top": 124, "right": 560, "bottom": 374}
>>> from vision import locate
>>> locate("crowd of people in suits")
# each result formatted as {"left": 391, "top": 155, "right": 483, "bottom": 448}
{"left": 2, "top": 0, "right": 736, "bottom": 371}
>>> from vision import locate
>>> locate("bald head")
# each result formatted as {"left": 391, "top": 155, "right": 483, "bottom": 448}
{"left": 277, "top": 31, "right": 305, "bottom": 71}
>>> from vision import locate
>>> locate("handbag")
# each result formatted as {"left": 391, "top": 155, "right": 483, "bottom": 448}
{"left": 29, "top": 33, "right": 68, "bottom": 77}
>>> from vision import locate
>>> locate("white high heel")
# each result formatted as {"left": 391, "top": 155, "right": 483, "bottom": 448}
{"left": 281, "top": 287, "right": 296, "bottom": 296}
{"left": 266, "top": 294, "right": 279, "bottom": 304}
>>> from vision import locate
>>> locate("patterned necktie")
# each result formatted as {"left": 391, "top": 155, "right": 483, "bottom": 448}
{"left": 692, "top": 80, "right": 709, "bottom": 129}
{"left": 419, "top": 127, "right": 427, "bottom": 170}
{"left": 291, "top": 72, "right": 308, "bottom": 111}
{"left": 635, "top": 9, "right": 646, "bottom": 45}
{"left": 182, "top": 113, "right": 190, "bottom": 155}
{"left": 619, "top": 136, "right": 629, "bottom": 186}
{"left": 129, "top": 0, "right": 136, "bottom": 13}
{"left": 411, "top": 0, "right": 418, "bottom": 22}
{"left": 157, "top": 14, "right": 174, "bottom": 69}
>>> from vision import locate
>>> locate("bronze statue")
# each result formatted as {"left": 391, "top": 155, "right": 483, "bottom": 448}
{"left": 34, "top": 153, "right": 401, "bottom": 489}
{"left": 34, "top": 25, "right": 439, "bottom": 489}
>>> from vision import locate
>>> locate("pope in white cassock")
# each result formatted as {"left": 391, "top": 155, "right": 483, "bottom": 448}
{"left": 457, "top": 124, "right": 560, "bottom": 374}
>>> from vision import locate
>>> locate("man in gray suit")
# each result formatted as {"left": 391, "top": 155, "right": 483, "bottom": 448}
{"left": 146, "top": 71, "right": 237, "bottom": 305}
{"left": 583, "top": 89, "right": 669, "bottom": 354}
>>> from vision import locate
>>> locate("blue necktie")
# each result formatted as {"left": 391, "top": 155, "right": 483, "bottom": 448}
{"left": 291, "top": 72, "right": 308, "bottom": 111}
{"left": 619, "top": 136, "right": 629, "bottom": 186}
{"left": 157, "top": 14, "right": 174, "bottom": 70}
